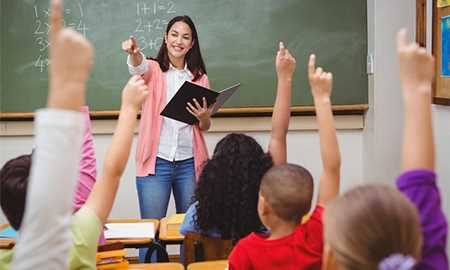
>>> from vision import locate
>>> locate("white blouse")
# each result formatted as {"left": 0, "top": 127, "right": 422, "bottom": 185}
{"left": 128, "top": 53, "right": 194, "bottom": 161}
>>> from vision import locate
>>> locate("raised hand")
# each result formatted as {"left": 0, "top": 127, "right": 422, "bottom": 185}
{"left": 47, "top": 0, "right": 94, "bottom": 110}
{"left": 308, "top": 54, "right": 333, "bottom": 101}
{"left": 268, "top": 42, "right": 295, "bottom": 165}
{"left": 396, "top": 29, "right": 434, "bottom": 95}
{"left": 397, "top": 28, "right": 435, "bottom": 171}
{"left": 308, "top": 54, "right": 340, "bottom": 206}
{"left": 121, "top": 75, "right": 149, "bottom": 111}
{"left": 275, "top": 42, "right": 296, "bottom": 81}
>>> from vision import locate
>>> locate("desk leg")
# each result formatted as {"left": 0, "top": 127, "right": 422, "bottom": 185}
{"left": 144, "top": 241, "right": 169, "bottom": 263}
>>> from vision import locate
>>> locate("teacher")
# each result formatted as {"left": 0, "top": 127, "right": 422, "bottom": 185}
{"left": 122, "top": 15, "right": 211, "bottom": 258}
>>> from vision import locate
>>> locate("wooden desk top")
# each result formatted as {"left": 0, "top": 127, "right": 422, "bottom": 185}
{"left": 158, "top": 217, "right": 184, "bottom": 241}
{"left": 187, "top": 260, "right": 228, "bottom": 270}
{"left": 126, "top": 263, "right": 184, "bottom": 270}
{"left": 1, "top": 219, "right": 161, "bottom": 249}
{"left": 105, "top": 219, "right": 159, "bottom": 246}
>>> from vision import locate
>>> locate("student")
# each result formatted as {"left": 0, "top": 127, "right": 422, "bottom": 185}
{"left": 0, "top": 76, "right": 148, "bottom": 269}
{"left": 0, "top": 74, "right": 148, "bottom": 270}
{"left": 3, "top": 0, "right": 94, "bottom": 268}
{"left": 394, "top": 29, "right": 447, "bottom": 270}
{"left": 179, "top": 42, "right": 295, "bottom": 243}
{"left": 122, "top": 16, "right": 211, "bottom": 225}
{"left": 0, "top": 105, "right": 95, "bottom": 229}
{"left": 321, "top": 29, "right": 448, "bottom": 270}
{"left": 73, "top": 106, "right": 97, "bottom": 212}
{"left": 228, "top": 54, "right": 341, "bottom": 270}
{"left": 0, "top": 1, "right": 149, "bottom": 268}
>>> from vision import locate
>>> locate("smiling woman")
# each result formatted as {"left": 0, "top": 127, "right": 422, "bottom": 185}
{"left": 121, "top": 15, "right": 210, "bottom": 262}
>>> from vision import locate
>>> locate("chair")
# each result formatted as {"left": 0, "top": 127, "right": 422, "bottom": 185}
{"left": 183, "top": 232, "right": 232, "bottom": 266}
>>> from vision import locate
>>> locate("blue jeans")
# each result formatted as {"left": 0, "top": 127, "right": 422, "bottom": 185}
{"left": 136, "top": 157, "right": 196, "bottom": 262}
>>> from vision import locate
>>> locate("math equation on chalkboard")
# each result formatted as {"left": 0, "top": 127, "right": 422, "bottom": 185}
{"left": 32, "top": 0, "right": 88, "bottom": 73}
{"left": 134, "top": 0, "right": 177, "bottom": 53}
{"left": 29, "top": 0, "right": 178, "bottom": 73}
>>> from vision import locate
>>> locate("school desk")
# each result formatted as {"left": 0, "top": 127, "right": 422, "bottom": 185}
{"left": 126, "top": 263, "right": 184, "bottom": 270}
{"left": 157, "top": 217, "right": 184, "bottom": 253}
{"left": 105, "top": 219, "right": 159, "bottom": 246}
{"left": 105, "top": 218, "right": 161, "bottom": 262}
{"left": 151, "top": 216, "right": 185, "bottom": 262}
{"left": 187, "top": 260, "right": 228, "bottom": 270}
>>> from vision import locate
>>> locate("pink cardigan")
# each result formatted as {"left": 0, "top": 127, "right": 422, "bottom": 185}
{"left": 73, "top": 106, "right": 96, "bottom": 211}
{"left": 136, "top": 59, "right": 209, "bottom": 180}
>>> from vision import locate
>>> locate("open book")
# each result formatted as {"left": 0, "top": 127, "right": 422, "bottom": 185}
{"left": 160, "top": 82, "right": 240, "bottom": 125}
{"left": 104, "top": 222, "right": 155, "bottom": 239}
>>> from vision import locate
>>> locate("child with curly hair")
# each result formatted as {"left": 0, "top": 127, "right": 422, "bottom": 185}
{"left": 179, "top": 42, "right": 296, "bottom": 243}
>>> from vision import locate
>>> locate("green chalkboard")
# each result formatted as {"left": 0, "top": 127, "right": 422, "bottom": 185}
{"left": 1, "top": 0, "right": 367, "bottom": 114}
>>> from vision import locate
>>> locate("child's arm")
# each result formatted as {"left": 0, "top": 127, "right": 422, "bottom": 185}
{"left": 308, "top": 55, "right": 341, "bottom": 206}
{"left": 11, "top": 0, "right": 94, "bottom": 268}
{"left": 73, "top": 106, "right": 97, "bottom": 212}
{"left": 397, "top": 29, "right": 435, "bottom": 171}
{"left": 396, "top": 29, "right": 448, "bottom": 270}
{"left": 83, "top": 75, "right": 148, "bottom": 223}
{"left": 268, "top": 42, "right": 296, "bottom": 165}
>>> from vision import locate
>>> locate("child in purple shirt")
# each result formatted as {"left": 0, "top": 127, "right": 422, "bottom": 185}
{"left": 394, "top": 28, "right": 448, "bottom": 270}
{"left": 321, "top": 29, "right": 448, "bottom": 270}
{"left": 397, "top": 170, "right": 448, "bottom": 270}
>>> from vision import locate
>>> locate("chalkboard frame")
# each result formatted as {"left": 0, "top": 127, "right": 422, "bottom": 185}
{"left": 0, "top": 104, "right": 368, "bottom": 120}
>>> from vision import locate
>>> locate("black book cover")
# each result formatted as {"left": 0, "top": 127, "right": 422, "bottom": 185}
{"left": 160, "top": 81, "right": 219, "bottom": 125}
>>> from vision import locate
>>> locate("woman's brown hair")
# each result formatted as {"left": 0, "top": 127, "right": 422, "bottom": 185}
{"left": 151, "top": 15, "right": 207, "bottom": 81}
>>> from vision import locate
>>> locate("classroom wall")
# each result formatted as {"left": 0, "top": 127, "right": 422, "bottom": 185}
{"left": 364, "top": 0, "right": 450, "bottom": 256}
{"left": 363, "top": 0, "right": 407, "bottom": 183}
{"left": 0, "top": 124, "right": 363, "bottom": 256}
{"left": 0, "top": 125, "right": 364, "bottom": 223}
{"left": 434, "top": 107, "right": 450, "bottom": 255}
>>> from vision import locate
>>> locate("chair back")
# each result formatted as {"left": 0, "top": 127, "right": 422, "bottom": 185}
{"left": 183, "top": 232, "right": 232, "bottom": 266}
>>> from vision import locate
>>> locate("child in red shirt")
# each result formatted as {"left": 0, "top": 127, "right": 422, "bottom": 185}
{"left": 229, "top": 54, "right": 341, "bottom": 270}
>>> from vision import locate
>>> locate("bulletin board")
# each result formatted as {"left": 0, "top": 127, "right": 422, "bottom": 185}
{"left": 433, "top": 0, "right": 450, "bottom": 105}
{"left": 417, "top": 0, "right": 450, "bottom": 105}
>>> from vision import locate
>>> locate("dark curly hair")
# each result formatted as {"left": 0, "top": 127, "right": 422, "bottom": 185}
{"left": 194, "top": 133, "right": 273, "bottom": 243}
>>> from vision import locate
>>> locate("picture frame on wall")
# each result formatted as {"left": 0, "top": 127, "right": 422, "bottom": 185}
{"left": 417, "top": 0, "right": 450, "bottom": 105}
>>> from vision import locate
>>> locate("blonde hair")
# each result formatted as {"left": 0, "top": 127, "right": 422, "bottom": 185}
{"left": 324, "top": 184, "right": 422, "bottom": 270}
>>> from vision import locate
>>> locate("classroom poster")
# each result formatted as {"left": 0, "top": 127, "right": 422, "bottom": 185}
{"left": 438, "top": 0, "right": 450, "bottom": 8}
{"left": 442, "top": 16, "right": 450, "bottom": 77}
